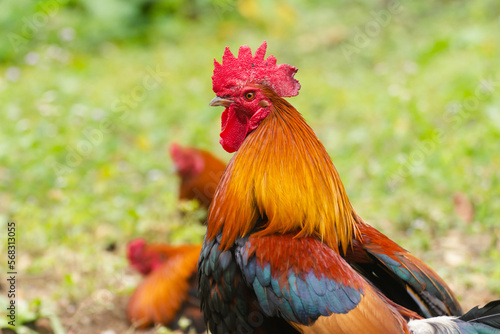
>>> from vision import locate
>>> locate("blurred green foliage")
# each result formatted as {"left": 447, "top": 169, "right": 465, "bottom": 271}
{"left": 0, "top": 0, "right": 499, "bottom": 329}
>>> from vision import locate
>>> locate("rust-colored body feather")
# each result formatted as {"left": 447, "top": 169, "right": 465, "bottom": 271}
{"left": 295, "top": 288, "right": 411, "bottom": 334}
{"left": 207, "top": 88, "right": 359, "bottom": 253}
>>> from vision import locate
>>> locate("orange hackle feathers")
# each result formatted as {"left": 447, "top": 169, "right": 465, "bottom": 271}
{"left": 127, "top": 243, "right": 202, "bottom": 329}
{"left": 207, "top": 87, "right": 360, "bottom": 253}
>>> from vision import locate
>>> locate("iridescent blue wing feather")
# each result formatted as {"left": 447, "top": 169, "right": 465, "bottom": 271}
{"left": 234, "top": 236, "right": 363, "bottom": 325}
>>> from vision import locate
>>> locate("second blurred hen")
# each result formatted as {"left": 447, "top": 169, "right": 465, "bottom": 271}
{"left": 127, "top": 239, "right": 204, "bottom": 331}
{"left": 126, "top": 144, "right": 224, "bottom": 331}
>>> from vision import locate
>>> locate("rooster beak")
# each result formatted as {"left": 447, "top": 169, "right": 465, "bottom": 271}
{"left": 209, "top": 96, "right": 233, "bottom": 107}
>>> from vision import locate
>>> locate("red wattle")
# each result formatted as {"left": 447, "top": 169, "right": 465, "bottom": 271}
{"left": 220, "top": 107, "right": 249, "bottom": 153}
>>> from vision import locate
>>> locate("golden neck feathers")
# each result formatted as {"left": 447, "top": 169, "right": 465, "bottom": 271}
{"left": 207, "top": 89, "right": 359, "bottom": 253}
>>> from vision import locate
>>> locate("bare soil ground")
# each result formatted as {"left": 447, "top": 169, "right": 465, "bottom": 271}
{"left": 3, "top": 228, "right": 499, "bottom": 334}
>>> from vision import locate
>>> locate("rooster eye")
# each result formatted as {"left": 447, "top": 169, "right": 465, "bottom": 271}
{"left": 244, "top": 91, "right": 255, "bottom": 100}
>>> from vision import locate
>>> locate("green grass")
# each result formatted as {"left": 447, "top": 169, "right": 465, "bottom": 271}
{"left": 1, "top": 0, "right": 499, "bottom": 331}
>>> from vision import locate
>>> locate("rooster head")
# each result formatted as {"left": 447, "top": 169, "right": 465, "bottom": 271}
{"left": 127, "top": 238, "right": 165, "bottom": 275}
{"left": 210, "top": 41, "right": 301, "bottom": 153}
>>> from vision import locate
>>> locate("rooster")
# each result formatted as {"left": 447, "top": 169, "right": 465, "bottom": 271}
{"left": 171, "top": 147, "right": 459, "bottom": 317}
{"left": 169, "top": 143, "right": 226, "bottom": 210}
{"left": 198, "top": 42, "right": 500, "bottom": 333}
{"left": 126, "top": 239, "right": 205, "bottom": 332}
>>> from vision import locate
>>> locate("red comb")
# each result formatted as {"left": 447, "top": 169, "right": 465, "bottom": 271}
{"left": 212, "top": 41, "right": 300, "bottom": 98}
{"left": 169, "top": 142, "right": 182, "bottom": 161}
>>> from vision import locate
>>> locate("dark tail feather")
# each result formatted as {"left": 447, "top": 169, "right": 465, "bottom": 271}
{"left": 459, "top": 300, "right": 500, "bottom": 329}
{"left": 409, "top": 301, "right": 500, "bottom": 333}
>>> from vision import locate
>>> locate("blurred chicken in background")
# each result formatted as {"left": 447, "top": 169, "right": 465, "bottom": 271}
{"left": 126, "top": 239, "right": 204, "bottom": 332}
{"left": 169, "top": 143, "right": 226, "bottom": 210}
